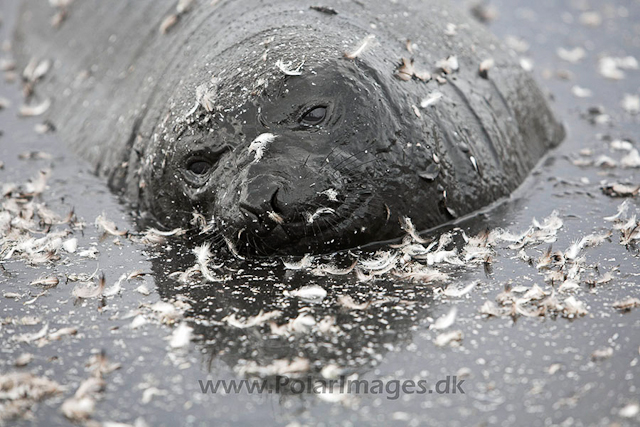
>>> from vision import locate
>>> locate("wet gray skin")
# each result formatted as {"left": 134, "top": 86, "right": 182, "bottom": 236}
{"left": 13, "top": 0, "right": 564, "bottom": 255}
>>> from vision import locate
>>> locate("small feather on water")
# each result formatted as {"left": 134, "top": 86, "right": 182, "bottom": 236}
{"left": 320, "top": 188, "right": 339, "bottom": 201}
{"left": 19, "top": 99, "right": 51, "bottom": 117}
{"left": 479, "top": 300, "right": 503, "bottom": 317}
{"left": 571, "top": 85, "right": 593, "bottom": 98}
{"left": 444, "top": 281, "right": 478, "bottom": 298}
{"left": 23, "top": 169, "right": 51, "bottom": 196}
{"left": 396, "top": 265, "right": 449, "bottom": 283}
{"left": 562, "top": 296, "right": 588, "bottom": 317}
{"left": 0, "top": 372, "right": 61, "bottom": 414}
{"left": 557, "top": 47, "right": 586, "bottom": 63}
{"left": 13, "top": 324, "right": 49, "bottom": 343}
{"left": 195, "top": 82, "right": 216, "bottom": 112}
{"left": 176, "top": 0, "right": 193, "bottom": 14}
{"left": 359, "top": 251, "right": 397, "bottom": 271}
{"left": 604, "top": 200, "right": 632, "bottom": 221}
{"left": 426, "top": 248, "right": 463, "bottom": 266}
{"left": 622, "top": 94, "right": 640, "bottom": 115}
{"left": 399, "top": 216, "right": 429, "bottom": 244}
{"left": 103, "top": 274, "right": 127, "bottom": 297}
{"left": 285, "top": 285, "right": 327, "bottom": 302}
{"left": 61, "top": 376, "right": 104, "bottom": 422}
{"left": 0, "top": 58, "right": 16, "bottom": 71}
{"left": 602, "top": 183, "right": 640, "bottom": 197}
{"left": 619, "top": 403, "right": 640, "bottom": 418}
{"left": 532, "top": 210, "right": 563, "bottom": 232}
{"left": 444, "top": 23, "right": 457, "bottom": 36}
{"left": 478, "top": 58, "right": 494, "bottom": 78}
{"left": 621, "top": 149, "right": 640, "bottom": 168}
{"left": 282, "top": 254, "right": 313, "bottom": 270}
{"left": 169, "top": 322, "right": 193, "bottom": 349}
{"left": 223, "top": 310, "right": 282, "bottom": 329}
{"left": 159, "top": 14, "right": 179, "bottom": 34}
{"left": 612, "top": 297, "right": 640, "bottom": 311}
{"left": 430, "top": 307, "right": 457, "bottom": 330}
{"left": 337, "top": 295, "right": 370, "bottom": 310}
{"left": 344, "top": 34, "right": 376, "bottom": 59}
{"left": 192, "top": 242, "right": 221, "bottom": 282}
{"left": 436, "top": 55, "right": 459, "bottom": 74}
{"left": 578, "top": 231, "right": 612, "bottom": 248}
{"left": 591, "top": 347, "right": 614, "bottom": 361}
{"left": 248, "top": 133, "right": 276, "bottom": 162}
{"left": 51, "top": 9, "right": 67, "bottom": 28}
{"left": 48, "top": 327, "right": 77, "bottom": 341}
{"left": 470, "top": 156, "right": 479, "bottom": 173}
{"left": 420, "top": 92, "right": 443, "bottom": 108}
{"left": 311, "top": 260, "right": 356, "bottom": 276}
{"left": 135, "top": 284, "right": 152, "bottom": 296}
{"left": 62, "top": 238, "right": 77, "bottom": 253}
{"left": 14, "top": 353, "right": 34, "bottom": 367}
{"left": 267, "top": 211, "right": 284, "bottom": 224}
{"left": 305, "top": 207, "right": 335, "bottom": 224}
{"left": 520, "top": 284, "right": 547, "bottom": 302}
{"left": 558, "top": 280, "right": 580, "bottom": 293}
{"left": 95, "top": 214, "right": 128, "bottom": 236}
{"left": 434, "top": 330, "right": 463, "bottom": 347}
{"left": 23, "top": 58, "right": 51, "bottom": 82}
{"left": 30, "top": 276, "right": 59, "bottom": 288}
{"left": 396, "top": 58, "right": 431, "bottom": 82}
{"left": 72, "top": 273, "right": 105, "bottom": 299}
{"left": 275, "top": 59, "right": 304, "bottom": 76}
{"left": 598, "top": 56, "right": 638, "bottom": 80}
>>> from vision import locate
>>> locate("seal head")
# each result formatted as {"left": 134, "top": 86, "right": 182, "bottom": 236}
{"left": 142, "top": 29, "right": 434, "bottom": 255}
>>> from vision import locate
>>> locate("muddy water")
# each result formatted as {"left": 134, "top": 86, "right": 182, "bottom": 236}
{"left": 1, "top": 1, "right": 639, "bottom": 426}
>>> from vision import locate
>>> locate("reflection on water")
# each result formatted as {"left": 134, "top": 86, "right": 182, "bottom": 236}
{"left": 148, "top": 194, "right": 533, "bottom": 403}
{"left": 153, "top": 244, "right": 440, "bottom": 399}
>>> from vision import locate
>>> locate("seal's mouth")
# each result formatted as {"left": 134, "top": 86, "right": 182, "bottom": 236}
{"left": 221, "top": 191, "right": 387, "bottom": 256}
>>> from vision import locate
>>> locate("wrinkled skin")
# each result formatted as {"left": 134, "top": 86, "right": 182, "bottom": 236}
{"left": 14, "top": 0, "right": 564, "bottom": 255}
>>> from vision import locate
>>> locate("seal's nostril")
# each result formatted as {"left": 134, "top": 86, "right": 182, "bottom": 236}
{"left": 270, "top": 188, "right": 282, "bottom": 213}
{"left": 239, "top": 203, "right": 261, "bottom": 218}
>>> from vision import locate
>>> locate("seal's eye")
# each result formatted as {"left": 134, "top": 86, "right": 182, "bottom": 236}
{"left": 187, "top": 160, "right": 211, "bottom": 175}
{"left": 300, "top": 106, "right": 327, "bottom": 125}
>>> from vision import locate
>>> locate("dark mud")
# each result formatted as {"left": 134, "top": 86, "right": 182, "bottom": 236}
{"left": 1, "top": 1, "right": 639, "bottom": 426}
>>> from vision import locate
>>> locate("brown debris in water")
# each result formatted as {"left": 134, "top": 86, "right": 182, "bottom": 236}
{"left": 60, "top": 352, "right": 118, "bottom": 423}
{"left": 612, "top": 297, "right": 640, "bottom": 311}
{"left": 95, "top": 214, "right": 128, "bottom": 237}
{"left": 395, "top": 58, "right": 431, "bottom": 82}
{"left": 601, "top": 183, "right": 640, "bottom": 198}
{"left": 72, "top": 273, "right": 106, "bottom": 299}
{"left": 0, "top": 372, "right": 62, "bottom": 422}
{"left": 159, "top": 0, "right": 194, "bottom": 34}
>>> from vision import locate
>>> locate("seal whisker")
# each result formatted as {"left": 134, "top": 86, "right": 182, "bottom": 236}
{"left": 320, "top": 145, "right": 343, "bottom": 170}
{"left": 339, "top": 156, "right": 383, "bottom": 172}
{"left": 330, "top": 146, "right": 374, "bottom": 171}
{"left": 330, "top": 141, "right": 382, "bottom": 172}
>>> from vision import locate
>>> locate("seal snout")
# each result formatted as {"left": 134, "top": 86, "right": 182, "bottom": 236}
{"left": 224, "top": 166, "right": 348, "bottom": 255}
{"left": 238, "top": 179, "right": 283, "bottom": 226}
{"left": 238, "top": 173, "right": 340, "bottom": 228}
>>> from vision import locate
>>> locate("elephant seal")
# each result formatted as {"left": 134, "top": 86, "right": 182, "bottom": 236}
{"left": 13, "top": 0, "right": 564, "bottom": 256}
